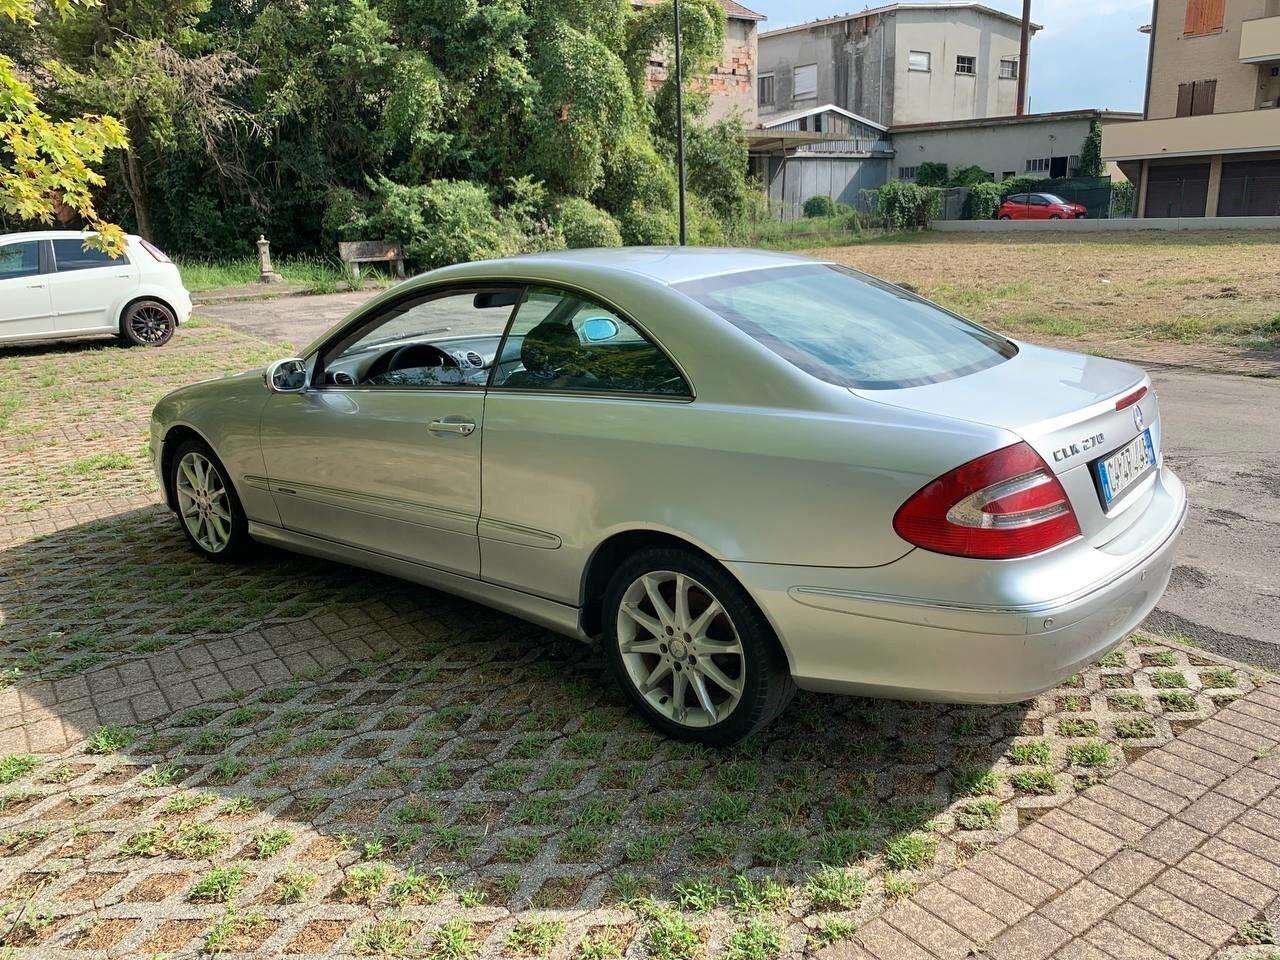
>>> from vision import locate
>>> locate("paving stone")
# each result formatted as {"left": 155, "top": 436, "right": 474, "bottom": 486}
{"left": 912, "top": 882, "right": 1006, "bottom": 945}
{"left": 1085, "top": 783, "right": 1167, "bottom": 827}
{"left": 1038, "top": 880, "right": 1121, "bottom": 935}
{"left": 1178, "top": 851, "right": 1273, "bottom": 908}
{"left": 1084, "top": 920, "right": 1172, "bottom": 960}
{"left": 854, "top": 919, "right": 936, "bottom": 960}
{"left": 1048, "top": 942, "right": 1113, "bottom": 960}
{"left": 1136, "top": 817, "right": 1208, "bottom": 864}
{"left": 1201, "top": 834, "right": 1280, "bottom": 889}
{"left": 1177, "top": 791, "right": 1247, "bottom": 833}
{"left": 1125, "top": 757, "right": 1209, "bottom": 801}
{"left": 992, "top": 838, "right": 1082, "bottom": 891}
{"left": 1106, "top": 771, "right": 1189, "bottom": 815}
{"left": 1162, "top": 738, "right": 1241, "bottom": 777}
{"left": 968, "top": 852, "right": 1059, "bottom": 906}
{"left": 939, "top": 869, "right": 1034, "bottom": 925}
{"left": 1089, "top": 850, "right": 1163, "bottom": 899}
{"left": 1018, "top": 822, "right": 1106, "bottom": 873}
{"left": 1215, "top": 768, "right": 1280, "bottom": 806}
{"left": 883, "top": 901, "right": 972, "bottom": 960}
{"left": 1198, "top": 717, "right": 1274, "bottom": 755}
{"left": 1131, "top": 884, "right": 1234, "bottom": 945}
{"left": 1067, "top": 796, "right": 1147, "bottom": 841}
{"left": 985, "top": 915, "right": 1069, "bottom": 960}
{"left": 1143, "top": 748, "right": 1223, "bottom": 788}
{"left": 1109, "top": 903, "right": 1213, "bottom": 960}
{"left": 1036, "top": 809, "right": 1125, "bottom": 858}
{"left": 1180, "top": 727, "right": 1258, "bottom": 765}
{"left": 1219, "top": 703, "right": 1280, "bottom": 741}
{"left": 1154, "top": 867, "right": 1257, "bottom": 926}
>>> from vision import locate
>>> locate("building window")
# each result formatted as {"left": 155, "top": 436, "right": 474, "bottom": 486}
{"left": 758, "top": 74, "right": 774, "bottom": 106}
{"left": 899, "top": 166, "right": 920, "bottom": 179}
{"left": 1183, "top": 0, "right": 1225, "bottom": 36}
{"left": 793, "top": 63, "right": 817, "bottom": 100}
{"left": 908, "top": 50, "right": 931, "bottom": 72}
{"left": 999, "top": 58, "right": 1018, "bottom": 80}
{"left": 956, "top": 55, "right": 976, "bottom": 76}
{"left": 1068, "top": 154, "right": 1081, "bottom": 175}
{"left": 1176, "top": 79, "right": 1217, "bottom": 116}
{"left": 1025, "top": 158, "right": 1051, "bottom": 174}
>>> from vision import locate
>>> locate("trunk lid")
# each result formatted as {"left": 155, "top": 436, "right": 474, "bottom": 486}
{"left": 853, "top": 342, "right": 1160, "bottom": 546}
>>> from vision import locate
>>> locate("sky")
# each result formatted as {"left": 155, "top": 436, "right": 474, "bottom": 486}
{"left": 745, "top": 0, "right": 1154, "bottom": 113}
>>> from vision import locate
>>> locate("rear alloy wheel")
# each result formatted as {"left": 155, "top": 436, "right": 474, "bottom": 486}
{"left": 999, "top": 215, "right": 1011, "bottom": 220}
{"left": 121, "top": 299, "right": 176, "bottom": 347}
{"left": 604, "top": 548, "right": 794, "bottom": 744}
{"left": 170, "top": 439, "right": 249, "bottom": 561}
{"left": 1049, "top": 214, "right": 1061, "bottom": 220}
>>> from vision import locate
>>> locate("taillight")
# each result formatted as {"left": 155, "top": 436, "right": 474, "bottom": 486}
{"left": 1114, "top": 385, "right": 1147, "bottom": 410}
{"left": 893, "top": 442, "right": 1081, "bottom": 559}
{"left": 139, "top": 238, "right": 171, "bottom": 263}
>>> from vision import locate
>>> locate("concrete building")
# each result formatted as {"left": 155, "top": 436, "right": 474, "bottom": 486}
{"left": 757, "top": 3, "right": 1041, "bottom": 127}
{"left": 1103, "top": 0, "right": 1280, "bottom": 216}
{"left": 749, "top": 105, "right": 1138, "bottom": 212}
{"left": 640, "top": 0, "right": 767, "bottom": 126}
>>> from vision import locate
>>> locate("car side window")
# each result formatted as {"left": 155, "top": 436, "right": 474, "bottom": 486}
{"left": 0, "top": 241, "right": 40, "bottom": 280}
{"left": 51, "top": 238, "right": 128, "bottom": 271}
{"left": 317, "top": 286, "right": 522, "bottom": 389}
{"left": 1028, "top": 195, "right": 1048, "bottom": 206}
{"left": 493, "top": 286, "right": 689, "bottom": 397}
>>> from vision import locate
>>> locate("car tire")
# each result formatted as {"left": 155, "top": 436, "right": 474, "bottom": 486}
{"left": 169, "top": 438, "right": 250, "bottom": 562}
{"left": 1075, "top": 213, "right": 1087, "bottom": 219}
{"left": 1049, "top": 214, "right": 1061, "bottom": 220}
{"left": 999, "top": 215, "right": 1011, "bottom": 220}
{"left": 120, "top": 299, "right": 176, "bottom": 347}
{"left": 603, "top": 547, "right": 795, "bottom": 745}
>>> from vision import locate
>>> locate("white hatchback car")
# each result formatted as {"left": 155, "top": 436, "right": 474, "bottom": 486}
{"left": 0, "top": 230, "right": 192, "bottom": 347}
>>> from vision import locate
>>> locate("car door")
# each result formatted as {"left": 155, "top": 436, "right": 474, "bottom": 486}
{"left": 47, "top": 236, "right": 139, "bottom": 334}
{"left": 480, "top": 285, "right": 693, "bottom": 603}
{"left": 0, "top": 240, "right": 53, "bottom": 340}
{"left": 258, "top": 284, "right": 523, "bottom": 578}
{"left": 1026, "top": 195, "right": 1052, "bottom": 219}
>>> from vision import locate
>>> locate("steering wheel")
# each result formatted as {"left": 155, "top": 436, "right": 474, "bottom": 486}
{"left": 386, "top": 343, "right": 459, "bottom": 374}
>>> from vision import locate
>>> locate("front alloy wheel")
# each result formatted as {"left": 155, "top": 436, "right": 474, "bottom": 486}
{"left": 604, "top": 548, "right": 794, "bottom": 744}
{"left": 170, "top": 439, "right": 249, "bottom": 561}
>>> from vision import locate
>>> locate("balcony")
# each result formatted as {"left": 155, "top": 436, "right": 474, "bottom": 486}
{"left": 1240, "top": 14, "right": 1280, "bottom": 63}
{"left": 1102, "top": 109, "right": 1280, "bottom": 162}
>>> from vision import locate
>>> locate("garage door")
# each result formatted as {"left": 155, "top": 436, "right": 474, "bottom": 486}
{"left": 1144, "top": 163, "right": 1210, "bottom": 218}
{"left": 1217, "top": 158, "right": 1280, "bottom": 216}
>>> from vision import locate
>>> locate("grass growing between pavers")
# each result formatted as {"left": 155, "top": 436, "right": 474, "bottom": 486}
{"left": 0, "top": 617, "right": 1257, "bottom": 957}
{"left": 808, "top": 230, "right": 1280, "bottom": 353}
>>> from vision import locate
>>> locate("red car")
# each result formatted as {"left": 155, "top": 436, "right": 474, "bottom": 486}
{"left": 998, "top": 192, "right": 1087, "bottom": 220}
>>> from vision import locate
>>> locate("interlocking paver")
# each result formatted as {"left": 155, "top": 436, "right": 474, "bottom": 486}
{"left": 1109, "top": 902, "right": 1213, "bottom": 960}
{"left": 912, "top": 882, "right": 1006, "bottom": 944}
{"left": 1178, "top": 851, "right": 1274, "bottom": 908}
{"left": 883, "top": 902, "right": 972, "bottom": 960}
{"left": 853, "top": 920, "right": 936, "bottom": 960}
{"left": 1136, "top": 817, "right": 1208, "bottom": 864}
{"left": 1178, "top": 791, "right": 1247, "bottom": 833}
{"left": 1085, "top": 783, "right": 1167, "bottom": 827}
{"left": 1039, "top": 880, "right": 1121, "bottom": 934}
{"left": 985, "top": 914, "right": 1069, "bottom": 960}
{"left": 1154, "top": 867, "right": 1257, "bottom": 926}
{"left": 938, "top": 869, "right": 1035, "bottom": 925}
{"left": 993, "top": 837, "right": 1083, "bottom": 891}
{"left": 1215, "top": 767, "right": 1280, "bottom": 806}
{"left": 1087, "top": 850, "right": 1164, "bottom": 899}
{"left": 1084, "top": 920, "right": 1171, "bottom": 960}
{"left": 1131, "top": 884, "right": 1235, "bottom": 944}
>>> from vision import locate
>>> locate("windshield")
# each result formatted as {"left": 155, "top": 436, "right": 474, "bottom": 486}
{"left": 675, "top": 264, "right": 1016, "bottom": 390}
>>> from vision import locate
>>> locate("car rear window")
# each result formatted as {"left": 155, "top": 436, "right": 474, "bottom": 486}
{"left": 674, "top": 264, "right": 1016, "bottom": 390}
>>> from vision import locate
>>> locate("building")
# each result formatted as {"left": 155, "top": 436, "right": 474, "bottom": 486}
{"left": 1103, "top": 0, "right": 1280, "bottom": 217}
{"left": 639, "top": 0, "right": 767, "bottom": 126}
{"left": 757, "top": 3, "right": 1041, "bottom": 128}
{"left": 748, "top": 104, "right": 1139, "bottom": 213}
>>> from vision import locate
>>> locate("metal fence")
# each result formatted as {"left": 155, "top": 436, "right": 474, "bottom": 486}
{"left": 927, "top": 176, "right": 1116, "bottom": 221}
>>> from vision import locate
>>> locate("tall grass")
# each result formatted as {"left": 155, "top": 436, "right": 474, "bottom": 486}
{"left": 174, "top": 255, "right": 394, "bottom": 295}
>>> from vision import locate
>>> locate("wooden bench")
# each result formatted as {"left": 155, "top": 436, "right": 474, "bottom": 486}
{"left": 338, "top": 241, "right": 407, "bottom": 281}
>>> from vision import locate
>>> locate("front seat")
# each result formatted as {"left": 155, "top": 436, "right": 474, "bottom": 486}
{"left": 503, "top": 319, "right": 585, "bottom": 387}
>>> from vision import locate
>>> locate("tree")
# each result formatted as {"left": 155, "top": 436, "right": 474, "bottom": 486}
{"left": 0, "top": 0, "right": 127, "bottom": 252}
{"left": 1077, "top": 119, "right": 1105, "bottom": 177}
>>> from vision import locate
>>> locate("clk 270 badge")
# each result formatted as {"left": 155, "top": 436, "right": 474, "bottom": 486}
{"left": 1053, "top": 433, "right": 1105, "bottom": 463}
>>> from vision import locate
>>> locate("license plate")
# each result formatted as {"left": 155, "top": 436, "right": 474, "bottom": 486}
{"left": 1095, "top": 430, "right": 1156, "bottom": 509}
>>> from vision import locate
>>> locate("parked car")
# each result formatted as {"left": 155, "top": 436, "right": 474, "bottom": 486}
{"left": 0, "top": 230, "right": 191, "bottom": 347}
{"left": 151, "top": 248, "right": 1185, "bottom": 744}
{"left": 998, "top": 193, "right": 1088, "bottom": 220}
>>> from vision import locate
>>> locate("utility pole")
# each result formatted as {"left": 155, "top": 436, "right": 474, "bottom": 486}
{"left": 674, "top": 0, "right": 687, "bottom": 245}
{"left": 1016, "top": 0, "right": 1031, "bottom": 116}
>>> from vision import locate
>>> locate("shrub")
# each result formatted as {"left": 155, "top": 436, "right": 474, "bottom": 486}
{"left": 619, "top": 204, "right": 679, "bottom": 245}
{"left": 998, "top": 175, "right": 1042, "bottom": 199}
{"left": 915, "top": 161, "right": 949, "bottom": 186}
{"left": 1111, "top": 180, "right": 1136, "bottom": 217}
{"left": 965, "top": 181, "right": 1003, "bottom": 220}
{"left": 365, "top": 177, "right": 521, "bottom": 270}
{"left": 948, "top": 164, "right": 994, "bottom": 187}
{"left": 553, "top": 198, "right": 622, "bottom": 248}
{"left": 803, "top": 195, "right": 836, "bottom": 218}
{"left": 875, "top": 181, "right": 941, "bottom": 229}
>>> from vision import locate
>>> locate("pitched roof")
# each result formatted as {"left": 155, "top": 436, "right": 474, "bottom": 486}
{"left": 761, "top": 3, "right": 1041, "bottom": 38}
{"left": 720, "top": 0, "right": 767, "bottom": 21}
{"left": 762, "top": 102, "right": 888, "bottom": 132}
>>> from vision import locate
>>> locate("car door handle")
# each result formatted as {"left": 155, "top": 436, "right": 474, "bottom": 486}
{"left": 428, "top": 419, "right": 476, "bottom": 436}
{"left": 27, "top": 283, "right": 45, "bottom": 289}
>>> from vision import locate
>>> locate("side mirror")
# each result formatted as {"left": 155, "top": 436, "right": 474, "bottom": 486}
{"left": 581, "top": 317, "right": 619, "bottom": 343}
{"left": 265, "top": 358, "right": 308, "bottom": 393}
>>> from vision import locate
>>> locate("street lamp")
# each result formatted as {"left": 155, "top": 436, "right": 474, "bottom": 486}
{"left": 674, "top": 0, "right": 687, "bottom": 245}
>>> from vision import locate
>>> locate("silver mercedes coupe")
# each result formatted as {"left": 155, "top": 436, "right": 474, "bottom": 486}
{"left": 151, "top": 248, "right": 1187, "bottom": 744}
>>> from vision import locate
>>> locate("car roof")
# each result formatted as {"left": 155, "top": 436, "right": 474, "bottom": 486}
{"left": 428, "top": 246, "right": 823, "bottom": 287}
{"left": 0, "top": 230, "right": 140, "bottom": 243}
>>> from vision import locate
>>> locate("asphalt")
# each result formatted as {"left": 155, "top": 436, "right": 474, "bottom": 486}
{"left": 199, "top": 293, "right": 1280, "bottom": 669}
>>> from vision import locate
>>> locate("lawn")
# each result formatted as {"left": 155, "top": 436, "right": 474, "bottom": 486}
{"left": 175, "top": 255, "right": 395, "bottom": 295}
{"left": 807, "top": 230, "right": 1280, "bottom": 353}
{"left": 0, "top": 302, "right": 1266, "bottom": 956}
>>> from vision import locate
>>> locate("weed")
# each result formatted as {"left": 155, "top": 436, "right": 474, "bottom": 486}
{"left": 730, "top": 873, "right": 792, "bottom": 912}
{"left": 883, "top": 832, "right": 938, "bottom": 870}
{"left": 645, "top": 909, "right": 701, "bottom": 960}
{"left": 354, "top": 917, "right": 418, "bottom": 956}
{"left": 1009, "top": 768, "right": 1058, "bottom": 795}
{"left": 754, "top": 828, "right": 807, "bottom": 864}
{"left": 805, "top": 864, "right": 866, "bottom": 910}
{"left": 1008, "top": 739, "right": 1052, "bottom": 766}
{"left": 431, "top": 919, "right": 478, "bottom": 960}
{"left": 1115, "top": 716, "right": 1157, "bottom": 739}
{"left": 725, "top": 917, "right": 783, "bottom": 960}
{"left": 673, "top": 877, "right": 723, "bottom": 912}
{"left": 952, "top": 767, "right": 1000, "bottom": 797}
{"left": 1067, "top": 741, "right": 1115, "bottom": 768}
{"left": 171, "top": 823, "right": 230, "bottom": 858}
{"left": 85, "top": 725, "right": 134, "bottom": 754}
{"left": 808, "top": 918, "right": 858, "bottom": 949}
{"left": 1202, "top": 668, "right": 1237, "bottom": 688}
{"left": 343, "top": 863, "right": 390, "bottom": 902}
{"left": 1158, "top": 690, "right": 1197, "bottom": 712}
{"left": 882, "top": 872, "right": 916, "bottom": 900}
{"left": 253, "top": 827, "right": 293, "bottom": 859}
{"left": 0, "top": 755, "right": 38, "bottom": 784}
{"left": 139, "top": 764, "right": 186, "bottom": 788}
{"left": 505, "top": 920, "right": 565, "bottom": 957}
{"left": 275, "top": 869, "right": 317, "bottom": 904}
{"left": 189, "top": 863, "right": 249, "bottom": 902}
{"left": 1057, "top": 718, "right": 1100, "bottom": 737}
{"left": 955, "top": 798, "right": 1001, "bottom": 831}
{"left": 1150, "top": 670, "right": 1188, "bottom": 689}
{"left": 576, "top": 926, "right": 630, "bottom": 960}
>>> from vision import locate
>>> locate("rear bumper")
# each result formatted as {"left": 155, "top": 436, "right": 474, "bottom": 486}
{"left": 173, "top": 287, "right": 193, "bottom": 325}
{"left": 729, "top": 466, "right": 1187, "bottom": 704}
